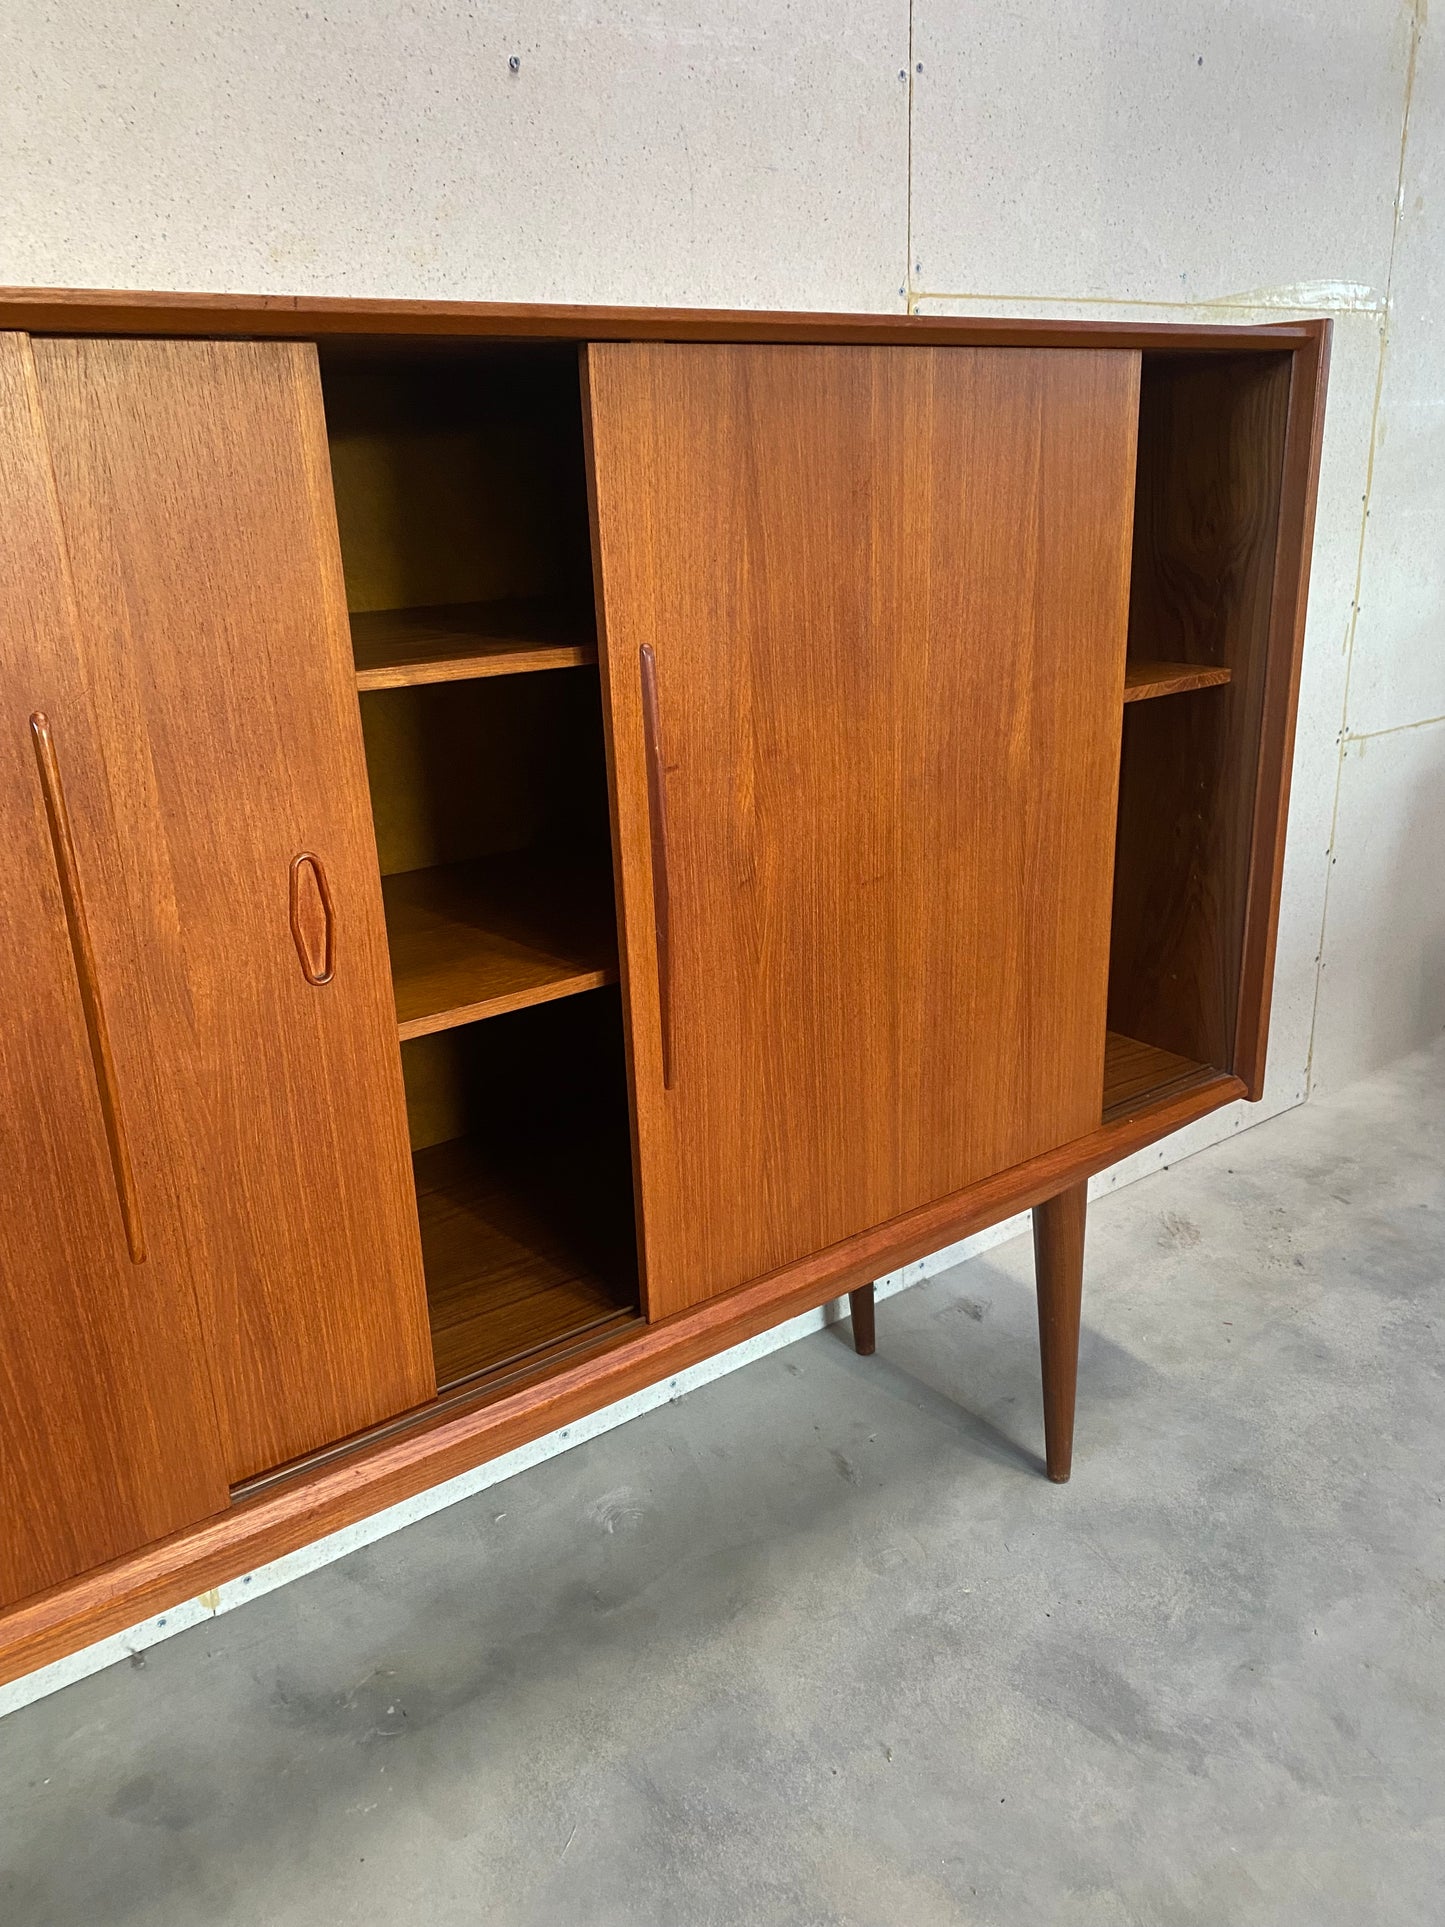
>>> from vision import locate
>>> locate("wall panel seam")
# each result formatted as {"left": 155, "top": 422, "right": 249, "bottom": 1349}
{"left": 1304, "top": 3, "right": 1423, "bottom": 1094}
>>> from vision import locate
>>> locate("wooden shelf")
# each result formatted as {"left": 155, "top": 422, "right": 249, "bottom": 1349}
{"left": 1103, "top": 1031, "right": 1218, "bottom": 1122}
{"left": 1123, "top": 660, "right": 1232, "bottom": 703}
{"left": 352, "top": 599, "right": 597, "bottom": 690}
{"left": 415, "top": 1133, "right": 640, "bottom": 1392}
{"left": 382, "top": 851, "right": 618, "bottom": 1041}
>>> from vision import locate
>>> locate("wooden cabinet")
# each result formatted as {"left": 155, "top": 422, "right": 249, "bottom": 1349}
{"left": 0, "top": 290, "right": 1328, "bottom": 1684}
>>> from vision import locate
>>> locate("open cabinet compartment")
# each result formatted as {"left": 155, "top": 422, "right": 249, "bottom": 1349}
{"left": 402, "top": 996, "right": 641, "bottom": 1392}
{"left": 321, "top": 340, "right": 641, "bottom": 1390}
{"left": 319, "top": 338, "right": 597, "bottom": 676}
{"left": 357, "top": 671, "right": 618, "bottom": 1036}
{"left": 1104, "top": 350, "right": 1294, "bottom": 1121}
{"left": 323, "top": 337, "right": 620, "bottom": 1041}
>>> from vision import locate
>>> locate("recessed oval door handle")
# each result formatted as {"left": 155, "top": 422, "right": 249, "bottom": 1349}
{"left": 289, "top": 852, "right": 335, "bottom": 986}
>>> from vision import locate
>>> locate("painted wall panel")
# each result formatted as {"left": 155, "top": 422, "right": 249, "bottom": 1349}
{"left": 909, "top": 1, "right": 1408, "bottom": 307}
{"left": 0, "top": 2, "right": 910, "bottom": 312}
{"left": 1312, "top": 722, "right": 1445, "bottom": 1091}
{"left": 1346, "top": 20, "right": 1445, "bottom": 738}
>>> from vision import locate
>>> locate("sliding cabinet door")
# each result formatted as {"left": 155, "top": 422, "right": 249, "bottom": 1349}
{"left": 0, "top": 334, "right": 229, "bottom": 1603}
{"left": 25, "top": 336, "right": 435, "bottom": 1482}
{"left": 586, "top": 344, "right": 1140, "bottom": 1317}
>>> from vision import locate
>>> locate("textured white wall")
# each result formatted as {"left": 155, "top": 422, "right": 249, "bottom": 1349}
{"left": 1, "top": 0, "right": 1437, "bottom": 1101}
{"left": 0, "top": 4, "right": 910, "bottom": 309}
{"left": 1309, "top": 11, "right": 1445, "bottom": 1089}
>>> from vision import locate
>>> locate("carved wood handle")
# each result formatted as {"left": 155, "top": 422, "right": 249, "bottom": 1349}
{"left": 289, "top": 852, "right": 335, "bottom": 986}
{"left": 30, "top": 712, "right": 146, "bottom": 1263}
{"left": 638, "top": 644, "right": 673, "bottom": 1089}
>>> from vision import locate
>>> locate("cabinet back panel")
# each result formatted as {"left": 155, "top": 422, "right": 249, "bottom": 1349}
{"left": 0, "top": 333, "right": 229, "bottom": 1602}
{"left": 588, "top": 343, "right": 1141, "bottom": 1316}
{"left": 318, "top": 346, "right": 593, "bottom": 616}
{"left": 29, "top": 335, "right": 437, "bottom": 1482}
{"left": 1109, "top": 353, "right": 1292, "bottom": 1072}
{"left": 360, "top": 672, "right": 611, "bottom": 877}
{"left": 400, "top": 988, "right": 631, "bottom": 1155}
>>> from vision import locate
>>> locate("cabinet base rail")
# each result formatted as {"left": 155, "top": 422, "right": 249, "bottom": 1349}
{"left": 0, "top": 1068, "right": 1242, "bottom": 1688}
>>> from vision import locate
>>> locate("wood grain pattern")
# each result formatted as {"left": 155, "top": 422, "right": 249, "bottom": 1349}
{"left": 1033, "top": 1182, "right": 1088, "bottom": 1483}
{"left": 586, "top": 343, "right": 1141, "bottom": 1317}
{"left": 1122, "top": 661, "right": 1233, "bottom": 702}
{"left": 1102, "top": 1031, "right": 1215, "bottom": 1122}
{"left": 1233, "top": 324, "right": 1332, "bottom": 1096}
{"left": 359, "top": 669, "right": 612, "bottom": 880}
{"left": 0, "top": 1060, "right": 1245, "bottom": 1684}
{"left": 383, "top": 851, "right": 618, "bottom": 1039}
{"left": 0, "top": 283, "right": 1320, "bottom": 351}
{"left": 29, "top": 336, "right": 437, "bottom": 1482}
{"left": 1108, "top": 353, "right": 1293, "bottom": 1077}
{"left": 28, "top": 710, "right": 146, "bottom": 1262}
{"left": 415, "top": 1133, "right": 640, "bottom": 1389}
{"left": 320, "top": 348, "right": 595, "bottom": 617}
{"left": 0, "top": 331, "right": 228, "bottom": 1606}
{"left": 352, "top": 600, "right": 596, "bottom": 689}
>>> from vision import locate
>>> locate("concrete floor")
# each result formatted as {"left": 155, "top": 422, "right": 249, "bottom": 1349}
{"left": 2, "top": 1042, "right": 1443, "bottom": 1927}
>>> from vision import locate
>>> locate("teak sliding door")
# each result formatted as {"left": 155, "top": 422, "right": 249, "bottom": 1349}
{"left": 0, "top": 336, "right": 229, "bottom": 1602}
{"left": 9, "top": 334, "right": 435, "bottom": 1490}
{"left": 586, "top": 344, "right": 1141, "bottom": 1316}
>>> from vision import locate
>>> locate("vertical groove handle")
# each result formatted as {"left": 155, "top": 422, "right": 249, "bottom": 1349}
{"left": 30, "top": 712, "right": 146, "bottom": 1263}
{"left": 638, "top": 644, "right": 673, "bottom": 1089}
{"left": 289, "top": 852, "right": 335, "bottom": 986}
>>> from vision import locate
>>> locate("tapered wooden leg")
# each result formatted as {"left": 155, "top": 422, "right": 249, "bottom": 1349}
{"left": 848, "top": 1282, "right": 876, "bottom": 1356}
{"left": 1032, "top": 1181, "right": 1087, "bottom": 1483}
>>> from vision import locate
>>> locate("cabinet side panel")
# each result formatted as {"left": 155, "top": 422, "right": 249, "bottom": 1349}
{"left": 1108, "top": 352, "right": 1293, "bottom": 1074}
{"left": 1234, "top": 329, "right": 1330, "bottom": 1096}
{"left": 0, "top": 333, "right": 229, "bottom": 1602}
{"left": 31, "top": 336, "right": 435, "bottom": 1481}
{"left": 588, "top": 343, "right": 1140, "bottom": 1316}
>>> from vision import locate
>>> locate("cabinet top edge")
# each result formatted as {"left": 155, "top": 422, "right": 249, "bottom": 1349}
{"left": 0, "top": 286, "right": 1328, "bottom": 353}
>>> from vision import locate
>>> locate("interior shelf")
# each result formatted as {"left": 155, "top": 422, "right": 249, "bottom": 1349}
{"left": 1103, "top": 1031, "right": 1219, "bottom": 1122}
{"left": 1123, "top": 660, "right": 1232, "bottom": 703}
{"left": 353, "top": 599, "right": 597, "bottom": 690}
{"left": 415, "top": 1131, "right": 641, "bottom": 1392}
{"left": 383, "top": 851, "right": 618, "bottom": 1041}
{"left": 330, "top": 344, "right": 640, "bottom": 1396}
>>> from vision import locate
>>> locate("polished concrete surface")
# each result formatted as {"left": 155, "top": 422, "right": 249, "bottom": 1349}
{"left": 3, "top": 1040, "right": 1442, "bottom": 1926}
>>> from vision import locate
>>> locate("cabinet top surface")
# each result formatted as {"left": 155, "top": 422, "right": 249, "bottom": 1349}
{"left": 0, "top": 286, "right": 1327, "bottom": 352}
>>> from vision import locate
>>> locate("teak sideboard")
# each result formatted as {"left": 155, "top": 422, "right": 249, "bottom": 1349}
{"left": 0, "top": 289, "right": 1328, "bottom": 1686}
